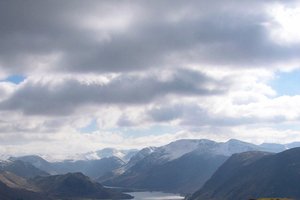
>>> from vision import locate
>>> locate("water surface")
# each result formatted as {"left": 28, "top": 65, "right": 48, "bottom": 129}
{"left": 128, "top": 191, "right": 184, "bottom": 200}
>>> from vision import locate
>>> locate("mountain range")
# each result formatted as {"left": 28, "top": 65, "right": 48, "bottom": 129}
{"left": 10, "top": 154, "right": 125, "bottom": 179}
{"left": 102, "top": 139, "right": 276, "bottom": 194}
{"left": 0, "top": 160, "right": 49, "bottom": 178}
{"left": 2, "top": 138, "right": 300, "bottom": 197}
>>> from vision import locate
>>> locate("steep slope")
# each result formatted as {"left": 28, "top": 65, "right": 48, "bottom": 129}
{"left": 103, "top": 139, "right": 263, "bottom": 194}
{"left": 98, "top": 147, "right": 157, "bottom": 183}
{"left": 0, "top": 171, "right": 39, "bottom": 191}
{"left": 0, "top": 180, "right": 51, "bottom": 200}
{"left": 125, "top": 147, "right": 157, "bottom": 169}
{"left": 191, "top": 148, "right": 300, "bottom": 200}
{"left": 0, "top": 160, "right": 49, "bottom": 178}
{"left": 108, "top": 151, "right": 228, "bottom": 194}
{"left": 9, "top": 155, "right": 54, "bottom": 173}
{"left": 31, "top": 172, "right": 133, "bottom": 199}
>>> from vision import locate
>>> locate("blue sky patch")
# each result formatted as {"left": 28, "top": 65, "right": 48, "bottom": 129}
{"left": 270, "top": 69, "right": 300, "bottom": 96}
{"left": 2, "top": 75, "right": 26, "bottom": 84}
{"left": 79, "top": 119, "right": 98, "bottom": 133}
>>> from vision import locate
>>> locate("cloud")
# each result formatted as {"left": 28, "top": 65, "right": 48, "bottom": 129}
{"left": 0, "top": 82, "right": 15, "bottom": 100}
{"left": 0, "top": 0, "right": 299, "bottom": 76}
{"left": 146, "top": 103, "right": 289, "bottom": 127}
{"left": 0, "top": 69, "right": 227, "bottom": 115}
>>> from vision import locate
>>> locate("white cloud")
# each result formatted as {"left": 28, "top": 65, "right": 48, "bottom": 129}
{"left": 268, "top": 2, "right": 300, "bottom": 44}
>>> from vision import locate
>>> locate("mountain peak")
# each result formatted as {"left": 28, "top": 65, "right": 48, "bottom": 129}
{"left": 160, "top": 139, "right": 217, "bottom": 161}
{"left": 226, "top": 138, "right": 245, "bottom": 143}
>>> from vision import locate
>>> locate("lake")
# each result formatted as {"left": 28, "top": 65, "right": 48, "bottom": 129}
{"left": 128, "top": 191, "right": 184, "bottom": 200}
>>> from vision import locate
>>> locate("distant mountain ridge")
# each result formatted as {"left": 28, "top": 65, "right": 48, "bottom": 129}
{"left": 10, "top": 155, "right": 125, "bottom": 180}
{"left": 4, "top": 140, "right": 300, "bottom": 163}
{"left": 8, "top": 147, "right": 138, "bottom": 180}
{"left": 0, "top": 160, "right": 49, "bottom": 178}
{"left": 78, "top": 148, "right": 139, "bottom": 162}
{"left": 4, "top": 147, "right": 138, "bottom": 163}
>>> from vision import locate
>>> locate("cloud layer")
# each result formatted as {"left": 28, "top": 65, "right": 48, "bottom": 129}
{"left": 0, "top": 0, "right": 300, "bottom": 158}
{"left": 1, "top": 0, "right": 299, "bottom": 75}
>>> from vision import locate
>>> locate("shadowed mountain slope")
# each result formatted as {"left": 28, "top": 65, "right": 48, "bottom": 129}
{"left": 190, "top": 148, "right": 300, "bottom": 200}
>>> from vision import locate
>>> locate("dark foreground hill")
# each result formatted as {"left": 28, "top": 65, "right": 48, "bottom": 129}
{"left": 0, "top": 179, "right": 51, "bottom": 200}
{"left": 0, "top": 170, "right": 132, "bottom": 200}
{"left": 190, "top": 148, "right": 300, "bottom": 200}
{"left": 31, "top": 172, "right": 133, "bottom": 199}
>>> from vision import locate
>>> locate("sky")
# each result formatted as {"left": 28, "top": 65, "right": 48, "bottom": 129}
{"left": 0, "top": 0, "right": 300, "bottom": 159}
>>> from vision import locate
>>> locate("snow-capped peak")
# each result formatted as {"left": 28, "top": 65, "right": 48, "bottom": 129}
{"left": 212, "top": 139, "right": 262, "bottom": 156}
{"left": 135, "top": 139, "right": 267, "bottom": 164}
{"left": 159, "top": 139, "right": 217, "bottom": 161}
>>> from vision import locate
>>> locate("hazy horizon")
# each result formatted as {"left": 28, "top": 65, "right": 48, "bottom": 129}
{"left": 0, "top": 0, "right": 300, "bottom": 159}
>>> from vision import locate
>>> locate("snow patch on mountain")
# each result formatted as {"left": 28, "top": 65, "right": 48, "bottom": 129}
{"left": 125, "top": 147, "right": 157, "bottom": 167}
{"left": 160, "top": 139, "right": 217, "bottom": 161}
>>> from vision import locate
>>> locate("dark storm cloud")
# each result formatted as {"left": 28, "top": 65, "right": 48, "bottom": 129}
{"left": 0, "top": 0, "right": 299, "bottom": 75}
{"left": 0, "top": 69, "right": 227, "bottom": 115}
